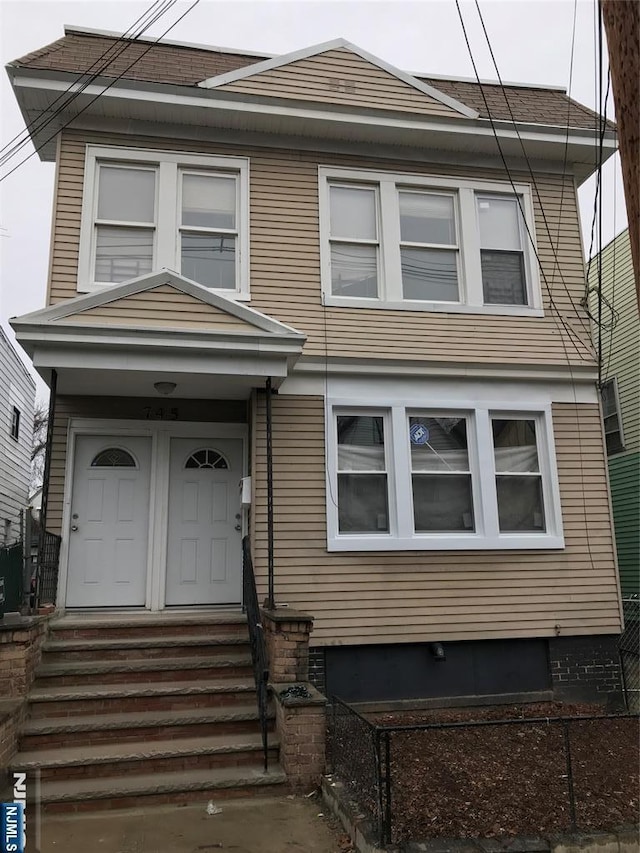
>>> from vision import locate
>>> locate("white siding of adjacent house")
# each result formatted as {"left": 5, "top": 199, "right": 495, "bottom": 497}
{"left": 0, "top": 328, "right": 36, "bottom": 545}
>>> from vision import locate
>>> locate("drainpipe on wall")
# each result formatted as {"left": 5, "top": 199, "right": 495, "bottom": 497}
{"left": 36, "top": 369, "right": 57, "bottom": 603}
{"left": 266, "top": 376, "right": 275, "bottom": 609}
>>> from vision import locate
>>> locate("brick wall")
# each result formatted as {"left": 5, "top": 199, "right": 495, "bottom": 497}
{"left": 273, "top": 684, "right": 327, "bottom": 792}
{"left": 0, "top": 701, "right": 27, "bottom": 775}
{"left": 0, "top": 617, "right": 50, "bottom": 698}
{"left": 262, "top": 610, "right": 313, "bottom": 683}
{"left": 549, "top": 635, "right": 625, "bottom": 708}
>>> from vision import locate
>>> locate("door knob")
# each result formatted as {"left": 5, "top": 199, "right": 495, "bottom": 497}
{"left": 71, "top": 525, "right": 79, "bottom": 532}
{"left": 235, "top": 524, "right": 242, "bottom": 531}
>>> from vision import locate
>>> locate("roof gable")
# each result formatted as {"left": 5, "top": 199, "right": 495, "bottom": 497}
{"left": 13, "top": 270, "right": 304, "bottom": 338}
{"left": 199, "top": 39, "right": 477, "bottom": 119}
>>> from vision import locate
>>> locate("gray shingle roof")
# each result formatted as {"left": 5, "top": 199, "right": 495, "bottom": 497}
{"left": 11, "top": 30, "right": 611, "bottom": 131}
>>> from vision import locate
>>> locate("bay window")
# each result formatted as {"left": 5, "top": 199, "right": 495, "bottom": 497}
{"left": 319, "top": 167, "right": 541, "bottom": 315}
{"left": 327, "top": 395, "right": 563, "bottom": 551}
{"left": 79, "top": 146, "right": 249, "bottom": 296}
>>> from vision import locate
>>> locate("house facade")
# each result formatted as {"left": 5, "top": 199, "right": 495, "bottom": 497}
{"left": 588, "top": 229, "right": 639, "bottom": 599}
{"left": 7, "top": 28, "right": 624, "bottom": 706}
{"left": 0, "top": 326, "right": 35, "bottom": 546}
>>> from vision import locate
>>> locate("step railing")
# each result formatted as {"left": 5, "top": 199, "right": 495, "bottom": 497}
{"left": 242, "top": 535, "right": 269, "bottom": 771}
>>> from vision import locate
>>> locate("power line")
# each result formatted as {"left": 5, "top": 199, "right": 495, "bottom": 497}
{"left": 453, "top": 0, "right": 589, "bottom": 363}
{"left": 0, "top": 0, "right": 178, "bottom": 169}
{"left": 471, "top": 0, "right": 595, "bottom": 347}
{"left": 0, "top": 0, "right": 201, "bottom": 184}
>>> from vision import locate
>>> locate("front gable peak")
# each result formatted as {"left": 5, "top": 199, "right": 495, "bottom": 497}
{"left": 12, "top": 270, "right": 305, "bottom": 339}
{"left": 198, "top": 39, "right": 478, "bottom": 120}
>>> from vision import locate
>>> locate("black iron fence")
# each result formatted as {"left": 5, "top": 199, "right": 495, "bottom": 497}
{"left": 328, "top": 697, "right": 639, "bottom": 846}
{"left": 242, "top": 535, "right": 270, "bottom": 772}
{"left": 34, "top": 530, "right": 62, "bottom": 609}
{"left": 0, "top": 543, "right": 23, "bottom": 616}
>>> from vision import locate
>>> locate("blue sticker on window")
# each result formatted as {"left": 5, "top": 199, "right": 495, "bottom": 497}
{"left": 410, "top": 423, "right": 430, "bottom": 445}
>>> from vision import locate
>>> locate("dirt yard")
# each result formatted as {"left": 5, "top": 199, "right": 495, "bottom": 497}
{"left": 371, "top": 702, "right": 639, "bottom": 842}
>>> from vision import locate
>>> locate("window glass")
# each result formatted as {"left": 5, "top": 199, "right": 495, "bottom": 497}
{"left": 409, "top": 416, "right": 474, "bottom": 532}
{"left": 97, "top": 166, "right": 155, "bottom": 223}
{"left": 91, "top": 448, "right": 136, "bottom": 467}
{"left": 181, "top": 234, "right": 236, "bottom": 289}
{"left": 185, "top": 449, "right": 228, "bottom": 469}
{"left": 182, "top": 174, "right": 236, "bottom": 229}
{"left": 10, "top": 407, "right": 20, "bottom": 441}
{"left": 492, "top": 419, "right": 544, "bottom": 531}
{"left": 481, "top": 251, "right": 526, "bottom": 305}
{"left": 399, "top": 192, "right": 455, "bottom": 245}
{"left": 330, "top": 186, "right": 377, "bottom": 240}
{"left": 331, "top": 245, "right": 378, "bottom": 298}
{"left": 477, "top": 196, "right": 521, "bottom": 250}
{"left": 95, "top": 227, "right": 153, "bottom": 283}
{"left": 337, "top": 415, "right": 389, "bottom": 533}
{"left": 600, "top": 380, "right": 624, "bottom": 455}
{"left": 401, "top": 248, "right": 459, "bottom": 301}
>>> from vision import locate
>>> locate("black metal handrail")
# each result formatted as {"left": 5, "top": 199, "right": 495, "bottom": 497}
{"left": 242, "top": 535, "right": 270, "bottom": 771}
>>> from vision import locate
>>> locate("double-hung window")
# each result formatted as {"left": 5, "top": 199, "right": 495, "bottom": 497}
{"left": 79, "top": 146, "right": 249, "bottom": 296}
{"left": 600, "top": 378, "right": 625, "bottom": 455}
{"left": 327, "top": 390, "right": 563, "bottom": 551}
{"left": 320, "top": 167, "right": 541, "bottom": 315}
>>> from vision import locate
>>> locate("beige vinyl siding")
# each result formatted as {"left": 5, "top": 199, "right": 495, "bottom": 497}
{"left": 46, "top": 396, "right": 247, "bottom": 535}
{"left": 49, "top": 130, "right": 593, "bottom": 368}
{"left": 250, "top": 394, "right": 621, "bottom": 645}
{"left": 62, "top": 285, "right": 256, "bottom": 332}
{"left": 218, "top": 48, "right": 464, "bottom": 118}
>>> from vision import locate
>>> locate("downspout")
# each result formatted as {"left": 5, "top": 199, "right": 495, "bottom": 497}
{"left": 266, "top": 377, "right": 275, "bottom": 609}
{"left": 36, "top": 368, "right": 57, "bottom": 605}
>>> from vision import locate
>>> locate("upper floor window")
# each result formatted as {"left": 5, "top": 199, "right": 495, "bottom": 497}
{"left": 10, "top": 406, "right": 20, "bottom": 441}
{"left": 79, "top": 146, "right": 249, "bottom": 297}
{"left": 600, "top": 378, "right": 625, "bottom": 456}
{"left": 319, "top": 167, "right": 542, "bottom": 316}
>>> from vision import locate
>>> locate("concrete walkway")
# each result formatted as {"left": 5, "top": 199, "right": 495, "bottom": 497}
{"left": 33, "top": 795, "right": 349, "bottom": 853}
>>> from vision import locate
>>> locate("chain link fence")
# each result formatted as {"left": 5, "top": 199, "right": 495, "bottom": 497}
{"left": 619, "top": 596, "right": 639, "bottom": 712}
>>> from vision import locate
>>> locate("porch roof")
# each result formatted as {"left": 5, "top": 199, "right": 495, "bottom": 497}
{"left": 10, "top": 270, "right": 306, "bottom": 399}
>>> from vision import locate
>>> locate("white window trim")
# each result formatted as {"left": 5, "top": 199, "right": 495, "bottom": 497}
{"left": 600, "top": 377, "right": 626, "bottom": 456}
{"left": 319, "top": 166, "right": 542, "bottom": 316}
{"left": 326, "top": 398, "right": 563, "bottom": 551}
{"left": 78, "top": 145, "right": 250, "bottom": 298}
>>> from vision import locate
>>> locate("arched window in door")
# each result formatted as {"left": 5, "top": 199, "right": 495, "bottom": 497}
{"left": 90, "top": 447, "right": 137, "bottom": 468}
{"left": 185, "top": 449, "right": 229, "bottom": 469}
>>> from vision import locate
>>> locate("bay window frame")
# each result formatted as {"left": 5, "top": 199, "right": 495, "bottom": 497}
{"left": 326, "top": 397, "right": 563, "bottom": 551}
{"left": 78, "top": 145, "right": 250, "bottom": 297}
{"left": 319, "top": 166, "right": 542, "bottom": 315}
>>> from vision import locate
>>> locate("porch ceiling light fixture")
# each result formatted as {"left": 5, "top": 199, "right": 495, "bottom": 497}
{"left": 153, "top": 381, "right": 177, "bottom": 396}
{"left": 430, "top": 642, "right": 446, "bottom": 662}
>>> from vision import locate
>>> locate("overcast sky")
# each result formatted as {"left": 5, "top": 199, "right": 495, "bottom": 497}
{"left": 0, "top": 0, "right": 626, "bottom": 398}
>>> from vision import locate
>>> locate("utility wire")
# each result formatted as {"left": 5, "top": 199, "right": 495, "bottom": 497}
{"left": 454, "top": 0, "right": 588, "bottom": 362}
{"left": 472, "top": 0, "right": 594, "bottom": 347}
{"left": 0, "top": 0, "right": 201, "bottom": 183}
{"left": 0, "top": 0, "right": 178, "bottom": 168}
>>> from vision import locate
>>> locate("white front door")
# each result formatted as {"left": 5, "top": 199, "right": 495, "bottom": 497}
{"left": 66, "top": 435, "right": 151, "bottom": 607}
{"left": 165, "top": 438, "right": 243, "bottom": 606}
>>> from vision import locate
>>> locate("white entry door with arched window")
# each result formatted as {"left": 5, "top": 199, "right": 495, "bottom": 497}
{"left": 66, "top": 435, "right": 152, "bottom": 608}
{"left": 165, "top": 438, "right": 243, "bottom": 606}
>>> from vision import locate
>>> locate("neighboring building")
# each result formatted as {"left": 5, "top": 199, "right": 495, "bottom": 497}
{"left": 588, "top": 229, "right": 640, "bottom": 597}
{"left": 3, "top": 28, "right": 626, "bottom": 804}
{"left": 0, "top": 326, "right": 35, "bottom": 546}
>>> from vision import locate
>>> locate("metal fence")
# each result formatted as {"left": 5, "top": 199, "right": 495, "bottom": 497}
{"left": 34, "top": 530, "right": 62, "bottom": 609}
{"left": 328, "top": 699, "right": 639, "bottom": 846}
{"left": 620, "top": 596, "right": 639, "bottom": 712}
{"left": 0, "top": 542, "right": 24, "bottom": 616}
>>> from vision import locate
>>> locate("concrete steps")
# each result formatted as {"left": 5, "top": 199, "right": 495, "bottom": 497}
{"left": 14, "top": 613, "right": 284, "bottom": 812}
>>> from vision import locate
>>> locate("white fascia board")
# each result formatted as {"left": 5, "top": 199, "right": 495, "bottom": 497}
{"left": 12, "top": 73, "right": 614, "bottom": 155}
{"left": 13, "top": 323, "right": 305, "bottom": 355}
{"left": 294, "top": 356, "right": 599, "bottom": 385}
{"left": 11, "top": 268, "right": 305, "bottom": 340}
{"left": 197, "top": 37, "right": 478, "bottom": 119}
